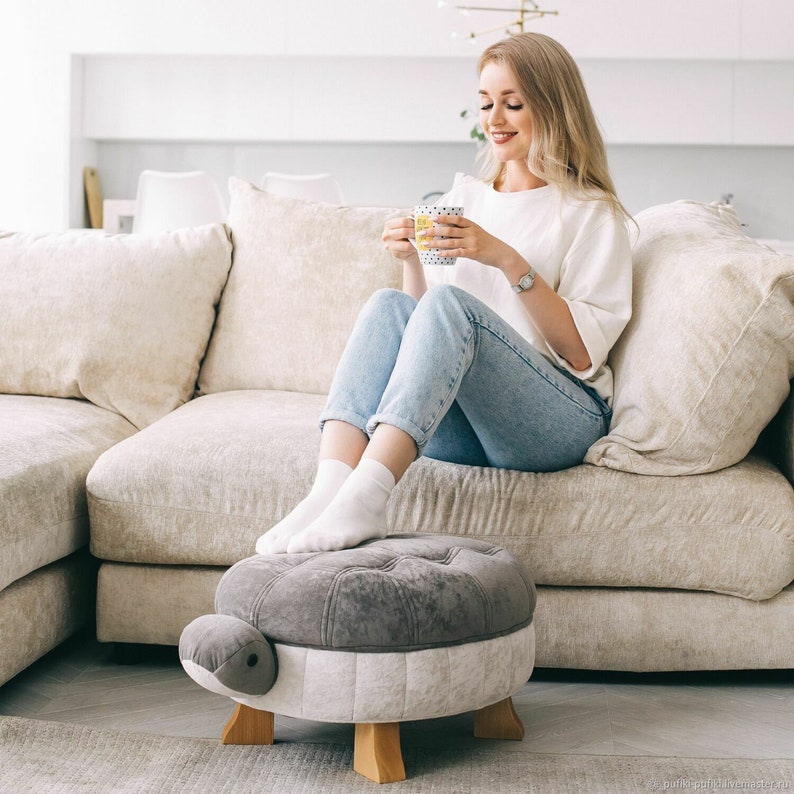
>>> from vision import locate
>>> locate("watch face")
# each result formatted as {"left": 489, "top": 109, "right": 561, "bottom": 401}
{"left": 520, "top": 273, "right": 534, "bottom": 290}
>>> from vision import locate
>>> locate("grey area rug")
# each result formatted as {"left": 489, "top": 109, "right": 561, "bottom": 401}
{"left": 1, "top": 717, "right": 793, "bottom": 794}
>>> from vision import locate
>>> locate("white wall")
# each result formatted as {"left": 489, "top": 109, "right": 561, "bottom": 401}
{"left": 2, "top": 0, "right": 793, "bottom": 235}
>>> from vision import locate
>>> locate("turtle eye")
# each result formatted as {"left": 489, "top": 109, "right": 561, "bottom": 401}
{"left": 247, "top": 653, "right": 258, "bottom": 667}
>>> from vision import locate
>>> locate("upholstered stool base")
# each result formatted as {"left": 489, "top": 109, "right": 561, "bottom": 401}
{"left": 184, "top": 623, "right": 534, "bottom": 722}
{"left": 203, "top": 625, "right": 535, "bottom": 783}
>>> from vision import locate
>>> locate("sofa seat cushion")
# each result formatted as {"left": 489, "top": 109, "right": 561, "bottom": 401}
{"left": 87, "top": 390, "right": 794, "bottom": 601}
{"left": 0, "top": 395, "right": 136, "bottom": 592}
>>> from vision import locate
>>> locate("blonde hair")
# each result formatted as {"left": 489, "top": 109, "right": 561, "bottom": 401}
{"left": 477, "top": 32, "right": 629, "bottom": 219}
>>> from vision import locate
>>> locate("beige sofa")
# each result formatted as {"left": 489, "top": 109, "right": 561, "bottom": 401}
{"left": 2, "top": 179, "right": 792, "bottom": 685}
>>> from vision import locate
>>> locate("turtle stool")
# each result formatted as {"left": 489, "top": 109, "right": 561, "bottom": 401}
{"left": 180, "top": 534, "right": 537, "bottom": 783}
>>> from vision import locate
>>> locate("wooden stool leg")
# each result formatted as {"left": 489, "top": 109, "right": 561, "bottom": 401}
{"left": 473, "top": 696, "right": 524, "bottom": 741}
{"left": 353, "top": 722, "right": 406, "bottom": 784}
{"left": 221, "top": 703, "right": 275, "bottom": 745}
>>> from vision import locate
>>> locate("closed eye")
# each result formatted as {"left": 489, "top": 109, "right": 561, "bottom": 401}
{"left": 479, "top": 102, "right": 524, "bottom": 111}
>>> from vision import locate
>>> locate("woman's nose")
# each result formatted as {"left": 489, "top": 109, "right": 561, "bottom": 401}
{"left": 488, "top": 106, "right": 504, "bottom": 126}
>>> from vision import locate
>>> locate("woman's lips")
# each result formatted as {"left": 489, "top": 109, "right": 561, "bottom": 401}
{"left": 490, "top": 132, "right": 517, "bottom": 144}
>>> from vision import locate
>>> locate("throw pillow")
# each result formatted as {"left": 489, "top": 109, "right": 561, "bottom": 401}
{"left": 0, "top": 224, "right": 233, "bottom": 429}
{"left": 586, "top": 200, "right": 794, "bottom": 475}
{"left": 197, "top": 178, "right": 403, "bottom": 396}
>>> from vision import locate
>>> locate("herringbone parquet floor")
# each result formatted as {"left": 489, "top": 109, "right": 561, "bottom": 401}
{"left": 1, "top": 630, "right": 793, "bottom": 760}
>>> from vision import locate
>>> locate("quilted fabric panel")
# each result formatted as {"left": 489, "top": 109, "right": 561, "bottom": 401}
{"left": 235, "top": 624, "right": 535, "bottom": 723}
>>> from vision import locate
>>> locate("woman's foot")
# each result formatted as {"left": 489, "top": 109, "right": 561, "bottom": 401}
{"left": 286, "top": 458, "right": 395, "bottom": 553}
{"left": 255, "top": 459, "right": 352, "bottom": 554}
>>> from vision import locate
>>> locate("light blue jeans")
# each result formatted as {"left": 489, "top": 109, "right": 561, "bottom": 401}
{"left": 320, "top": 286, "right": 611, "bottom": 472}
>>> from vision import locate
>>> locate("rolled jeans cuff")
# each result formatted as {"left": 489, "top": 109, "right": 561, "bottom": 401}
{"left": 319, "top": 408, "right": 371, "bottom": 436}
{"left": 366, "top": 412, "right": 428, "bottom": 455}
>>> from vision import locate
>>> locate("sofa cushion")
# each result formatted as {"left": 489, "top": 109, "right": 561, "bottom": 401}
{"left": 586, "top": 201, "right": 794, "bottom": 475}
{"left": 87, "top": 390, "right": 794, "bottom": 601}
{"left": 197, "top": 178, "right": 402, "bottom": 396}
{"left": 0, "top": 225, "right": 232, "bottom": 429}
{"left": 88, "top": 390, "right": 326, "bottom": 566}
{"left": 0, "top": 395, "right": 136, "bottom": 592}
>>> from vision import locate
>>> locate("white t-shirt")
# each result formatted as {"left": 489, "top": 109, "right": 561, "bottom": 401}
{"left": 425, "top": 174, "right": 633, "bottom": 403}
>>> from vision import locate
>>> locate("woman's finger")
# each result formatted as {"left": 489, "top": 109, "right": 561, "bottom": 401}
{"left": 436, "top": 214, "right": 467, "bottom": 227}
{"left": 421, "top": 225, "right": 464, "bottom": 242}
{"left": 384, "top": 217, "right": 415, "bottom": 233}
{"left": 382, "top": 219, "right": 416, "bottom": 242}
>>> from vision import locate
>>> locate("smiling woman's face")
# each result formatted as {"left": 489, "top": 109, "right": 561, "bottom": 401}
{"left": 478, "top": 62, "right": 534, "bottom": 165}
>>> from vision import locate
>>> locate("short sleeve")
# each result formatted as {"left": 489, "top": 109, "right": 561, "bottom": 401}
{"left": 551, "top": 210, "right": 633, "bottom": 381}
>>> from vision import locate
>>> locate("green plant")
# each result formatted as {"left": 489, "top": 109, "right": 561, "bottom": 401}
{"left": 460, "top": 109, "right": 486, "bottom": 144}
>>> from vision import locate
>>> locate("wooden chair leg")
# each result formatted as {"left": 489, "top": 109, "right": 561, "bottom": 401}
{"left": 473, "top": 696, "right": 524, "bottom": 741}
{"left": 221, "top": 703, "right": 275, "bottom": 745}
{"left": 353, "top": 722, "right": 406, "bottom": 784}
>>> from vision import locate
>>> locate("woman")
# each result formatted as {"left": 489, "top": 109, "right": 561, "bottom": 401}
{"left": 257, "top": 32, "right": 632, "bottom": 555}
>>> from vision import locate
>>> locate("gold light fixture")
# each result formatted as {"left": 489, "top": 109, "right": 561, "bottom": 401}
{"left": 442, "top": 0, "right": 560, "bottom": 141}
{"left": 444, "top": 0, "right": 558, "bottom": 43}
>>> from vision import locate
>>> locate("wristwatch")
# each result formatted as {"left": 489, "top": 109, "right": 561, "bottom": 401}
{"left": 511, "top": 267, "right": 536, "bottom": 294}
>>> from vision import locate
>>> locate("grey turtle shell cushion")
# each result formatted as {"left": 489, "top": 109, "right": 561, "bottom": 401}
{"left": 215, "top": 534, "right": 536, "bottom": 653}
{"left": 179, "top": 533, "right": 535, "bottom": 704}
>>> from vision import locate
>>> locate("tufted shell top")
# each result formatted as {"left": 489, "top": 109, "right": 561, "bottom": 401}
{"left": 215, "top": 534, "right": 536, "bottom": 653}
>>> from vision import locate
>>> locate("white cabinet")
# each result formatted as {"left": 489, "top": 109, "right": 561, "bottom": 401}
{"left": 81, "top": 56, "right": 477, "bottom": 143}
{"left": 80, "top": 54, "right": 794, "bottom": 146}
{"left": 582, "top": 61, "right": 735, "bottom": 145}
{"left": 82, "top": 57, "right": 294, "bottom": 141}
{"left": 76, "top": 0, "right": 794, "bottom": 147}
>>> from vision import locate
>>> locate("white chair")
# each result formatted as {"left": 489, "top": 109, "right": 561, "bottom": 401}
{"left": 132, "top": 170, "right": 228, "bottom": 234}
{"left": 260, "top": 172, "right": 345, "bottom": 205}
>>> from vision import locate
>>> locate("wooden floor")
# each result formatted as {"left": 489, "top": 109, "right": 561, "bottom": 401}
{"left": 1, "top": 630, "right": 793, "bottom": 760}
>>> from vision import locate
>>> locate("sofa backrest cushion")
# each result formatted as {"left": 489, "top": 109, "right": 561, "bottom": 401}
{"left": 0, "top": 224, "right": 232, "bottom": 429}
{"left": 197, "top": 178, "right": 402, "bottom": 396}
{"left": 586, "top": 200, "right": 794, "bottom": 475}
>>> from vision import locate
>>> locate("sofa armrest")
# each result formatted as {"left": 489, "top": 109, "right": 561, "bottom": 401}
{"left": 759, "top": 378, "right": 794, "bottom": 487}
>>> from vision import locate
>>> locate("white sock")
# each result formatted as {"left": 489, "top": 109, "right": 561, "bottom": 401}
{"left": 286, "top": 458, "right": 395, "bottom": 554}
{"left": 255, "top": 459, "right": 353, "bottom": 554}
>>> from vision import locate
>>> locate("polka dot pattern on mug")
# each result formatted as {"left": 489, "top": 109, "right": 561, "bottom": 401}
{"left": 413, "top": 205, "right": 464, "bottom": 266}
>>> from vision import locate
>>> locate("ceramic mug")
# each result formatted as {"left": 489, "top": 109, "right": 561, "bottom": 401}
{"left": 413, "top": 205, "right": 464, "bottom": 266}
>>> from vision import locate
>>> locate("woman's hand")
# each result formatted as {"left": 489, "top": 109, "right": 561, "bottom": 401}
{"left": 382, "top": 216, "right": 420, "bottom": 264}
{"left": 418, "top": 215, "right": 518, "bottom": 272}
{"left": 383, "top": 216, "right": 427, "bottom": 300}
